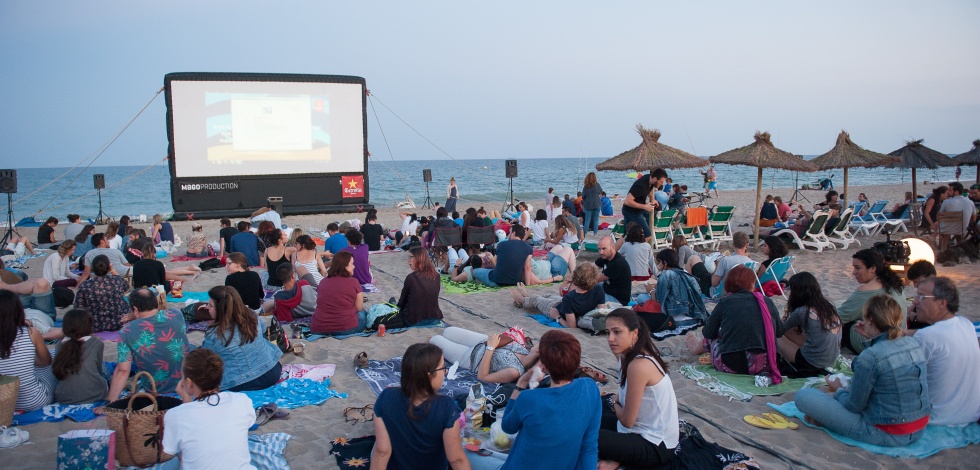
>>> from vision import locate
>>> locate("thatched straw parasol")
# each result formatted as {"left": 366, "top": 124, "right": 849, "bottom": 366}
{"left": 809, "top": 131, "right": 899, "bottom": 206}
{"left": 952, "top": 139, "right": 980, "bottom": 184}
{"left": 595, "top": 125, "right": 708, "bottom": 172}
{"left": 885, "top": 139, "right": 955, "bottom": 200}
{"left": 710, "top": 131, "right": 818, "bottom": 247}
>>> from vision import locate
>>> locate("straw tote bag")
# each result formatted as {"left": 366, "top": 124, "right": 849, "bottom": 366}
{"left": 0, "top": 375, "right": 19, "bottom": 426}
{"left": 99, "top": 371, "right": 182, "bottom": 467}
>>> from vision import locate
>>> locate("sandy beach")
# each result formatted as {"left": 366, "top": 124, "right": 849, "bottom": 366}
{"left": 4, "top": 182, "right": 978, "bottom": 469}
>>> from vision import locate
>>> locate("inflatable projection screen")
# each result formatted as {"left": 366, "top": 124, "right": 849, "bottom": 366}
{"left": 164, "top": 72, "right": 370, "bottom": 219}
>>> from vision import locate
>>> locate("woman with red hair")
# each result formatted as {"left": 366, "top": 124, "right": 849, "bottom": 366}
{"left": 397, "top": 247, "right": 443, "bottom": 326}
{"left": 686, "top": 265, "right": 784, "bottom": 377}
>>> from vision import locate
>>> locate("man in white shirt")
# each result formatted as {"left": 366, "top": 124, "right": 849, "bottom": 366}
{"left": 78, "top": 233, "right": 132, "bottom": 283}
{"left": 251, "top": 204, "right": 282, "bottom": 229}
{"left": 938, "top": 182, "right": 975, "bottom": 236}
{"left": 711, "top": 231, "right": 754, "bottom": 297}
{"left": 908, "top": 276, "right": 980, "bottom": 426}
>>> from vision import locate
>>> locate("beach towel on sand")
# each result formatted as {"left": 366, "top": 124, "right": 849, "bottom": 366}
{"left": 679, "top": 356, "right": 852, "bottom": 402}
{"left": 240, "top": 378, "right": 347, "bottom": 410}
{"left": 330, "top": 435, "right": 376, "bottom": 470}
{"left": 526, "top": 314, "right": 701, "bottom": 340}
{"left": 769, "top": 402, "right": 980, "bottom": 459}
{"left": 121, "top": 433, "right": 293, "bottom": 470}
{"left": 357, "top": 356, "right": 500, "bottom": 399}
{"left": 12, "top": 402, "right": 104, "bottom": 426}
{"left": 440, "top": 276, "right": 550, "bottom": 295}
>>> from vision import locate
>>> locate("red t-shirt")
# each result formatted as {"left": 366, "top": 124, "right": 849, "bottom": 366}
{"left": 777, "top": 203, "right": 793, "bottom": 221}
{"left": 311, "top": 275, "right": 362, "bottom": 334}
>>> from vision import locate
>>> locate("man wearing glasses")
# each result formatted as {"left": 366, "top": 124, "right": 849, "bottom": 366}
{"left": 907, "top": 276, "right": 980, "bottom": 426}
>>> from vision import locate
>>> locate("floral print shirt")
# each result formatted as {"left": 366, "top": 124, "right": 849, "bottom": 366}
{"left": 74, "top": 274, "right": 131, "bottom": 332}
{"left": 117, "top": 308, "right": 188, "bottom": 394}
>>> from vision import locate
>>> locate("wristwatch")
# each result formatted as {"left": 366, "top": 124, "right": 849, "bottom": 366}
{"left": 486, "top": 346, "right": 495, "bottom": 351}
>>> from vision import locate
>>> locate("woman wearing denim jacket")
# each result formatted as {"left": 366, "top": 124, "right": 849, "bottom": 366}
{"left": 635, "top": 249, "right": 708, "bottom": 322}
{"left": 796, "top": 294, "right": 930, "bottom": 447}
{"left": 203, "top": 286, "right": 283, "bottom": 392}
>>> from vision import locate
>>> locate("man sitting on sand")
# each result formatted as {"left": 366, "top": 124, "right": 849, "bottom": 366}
{"left": 218, "top": 218, "right": 238, "bottom": 256}
{"left": 321, "top": 223, "right": 348, "bottom": 260}
{"left": 124, "top": 229, "right": 153, "bottom": 264}
{"left": 229, "top": 221, "right": 263, "bottom": 267}
{"left": 596, "top": 236, "right": 632, "bottom": 305}
{"left": 108, "top": 288, "right": 189, "bottom": 400}
{"left": 77, "top": 233, "right": 132, "bottom": 283}
{"left": 251, "top": 204, "right": 282, "bottom": 230}
{"left": 906, "top": 276, "right": 980, "bottom": 426}
{"left": 472, "top": 225, "right": 531, "bottom": 287}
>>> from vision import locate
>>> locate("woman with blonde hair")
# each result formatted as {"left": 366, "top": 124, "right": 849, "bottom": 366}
{"left": 795, "top": 294, "right": 930, "bottom": 446}
{"left": 185, "top": 223, "right": 209, "bottom": 258}
{"left": 105, "top": 221, "right": 123, "bottom": 250}
{"left": 543, "top": 215, "right": 578, "bottom": 250}
{"left": 581, "top": 172, "right": 603, "bottom": 236}
{"left": 203, "top": 286, "right": 283, "bottom": 391}
{"left": 150, "top": 214, "right": 175, "bottom": 244}
{"left": 287, "top": 228, "right": 305, "bottom": 247}
{"left": 43, "top": 239, "right": 80, "bottom": 288}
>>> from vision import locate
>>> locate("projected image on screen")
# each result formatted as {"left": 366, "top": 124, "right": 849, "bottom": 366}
{"left": 170, "top": 80, "right": 364, "bottom": 178}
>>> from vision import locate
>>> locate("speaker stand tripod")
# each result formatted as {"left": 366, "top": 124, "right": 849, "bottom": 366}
{"left": 1, "top": 193, "right": 19, "bottom": 248}
{"left": 502, "top": 178, "right": 516, "bottom": 213}
{"left": 94, "top": 188, "right": 111, "bottom": 225}
{"left": 790, "top": 172, "right": 810, "bottom": 204}
{"left": 421, "top": 181, "right": 434, "bottom": 210}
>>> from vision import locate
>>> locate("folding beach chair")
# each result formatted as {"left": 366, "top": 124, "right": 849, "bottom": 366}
{"left": 872, "top": 202, "right": 908, "bottom": 233}
{"left": 674, "top": 225, "right": 708, "bottom": 248}
{"left": 753, "top": 256, "right": 797, "bottom": 298}
{"left": 431, "top": 226, "right": 462, "bottom": 266}
{"left": 465, "top": 225, "right": 497, "bottom": 247}
{"left": 703, "top": 210, "right": 735, "bottom": 250}
{"left": 849, "top": 202, "right": 882, "bottom": 237}
{"left": 828, "top": 208, "right": 861, "bottom": 249}
{"left": 651, "top": 209, "right": 676, "bottom": 249}
{"left": 772, "top": 210, "right": 835, "bottom": 252}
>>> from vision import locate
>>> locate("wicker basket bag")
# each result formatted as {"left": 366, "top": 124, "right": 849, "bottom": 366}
{"left": 0, "top": 375, "right": 19, "bottom": 426}
{"left": 99, "top": 371, "right": 183, "bottom": 467}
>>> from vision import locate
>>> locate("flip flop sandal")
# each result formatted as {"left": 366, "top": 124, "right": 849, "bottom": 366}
{"left": 255, "top": 403, "right": 278, "bottom": 426}
{"left": 743, "top": 414, "right": 788, "bottom": 430}
{"left": 270, "top": 410, "right": 291, "bottom": 421}
{"left": 763, "top": 412, "right": 798, "bottom": 430}
{"left": 354, "top": 352, "right": 369, "bottom": 370}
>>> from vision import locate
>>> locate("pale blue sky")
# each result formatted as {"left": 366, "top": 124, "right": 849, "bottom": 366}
{"left": 2, "top": 1, "right": 978, "bottom": 168}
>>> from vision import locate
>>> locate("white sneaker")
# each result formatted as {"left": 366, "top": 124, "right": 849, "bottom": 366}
{"left": 0, "top": 426, "right": 30, "bottom": 448}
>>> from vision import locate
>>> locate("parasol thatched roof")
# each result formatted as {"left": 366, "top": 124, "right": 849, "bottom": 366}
{"left": 810, "top": 131, "right": 899, "bottom": 170}
{"left": 595, "top": 125, "right": 708, "bottom": 171}
{"left": 885, "top": 139, "right": 954, "bottom": 169}
{"left": 952, "top": 139, "right": 980, "bottom": 166}
{"left": 709, "top": 131, "right": 817, "bottom": 172}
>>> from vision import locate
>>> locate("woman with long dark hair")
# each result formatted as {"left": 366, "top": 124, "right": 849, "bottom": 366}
{"left": 757, "top": 235, "right": 788, "bottom": 278}
{"left": 372, "top": 343, "right": 470, "bottom": 470}
{"left": 0, "top": 290, "right": 55, "bottom": 411}
{"left": 53, "top": 309, "right": 107, "bottom": 404}
{"left": 398, "top": 247, "right": 443, "bottom": 326}
{"left": 582, "top": 172, "right": 603, "bottom": 236}
{"left": 777, "top": 272, "right": 841, "bottom": 377}
{"left": 224, "top": 252, "right": 264, "bottom": 310}
{"left": 599, "top": 309, "right": 678, "bottom": 469}
{"left": 311, "top": 251, "right": 367, "bottom": 336}
{"left": 839, "top": 249, "right": 906, "bottom": 354}
{"left": 618, "top": 223, "right": 657, "bottom": 281}
{"left": 203, "top": 286, "right": 283, "bottom": 391}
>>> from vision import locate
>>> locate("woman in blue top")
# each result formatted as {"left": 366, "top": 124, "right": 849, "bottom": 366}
{"left": 372, "top": 343, "right": 470, "bottom": 470}
{"left": 796, "top": 294, "right": 930, "bottom": 447}
{"left": 202, "top": 286, "right": 283, "bottom": 391}
{"left": 493, "top": 330, "right": 600, "bottom": 470}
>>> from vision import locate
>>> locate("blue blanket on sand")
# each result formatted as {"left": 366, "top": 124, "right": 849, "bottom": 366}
{"left": 12, "top": 402, "right": 104, "bottom": 426}
{"left": 769, "top": 402, "right": 980, "bottom": 458}
{"left": 357, "top": 356, "right": 500, "bottom": 399}
{"left": 123, "top": 433, "right": 293, "bottom": 470}
{"left": 241, "top": 378, "right": 347, "bottom": 410}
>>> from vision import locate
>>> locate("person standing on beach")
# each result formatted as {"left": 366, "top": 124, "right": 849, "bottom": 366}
{"left": 581, "top": 172, "right": 603, "bottom": 237}
{"left": 621, "top": 169, "right": 668, "bottom": 240}
{"left": 955, "top": 165, "right": 962, "bottom": 181}
{"left": 705, "top": 165, "right": 719, "bottom": 198}
{"left": 445, "top": 177, "right": 459, "bottom": 213}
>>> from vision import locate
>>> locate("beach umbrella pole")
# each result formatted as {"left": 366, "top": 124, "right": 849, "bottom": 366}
{"left": 754, "top": 167, "right": 762, "bottom": 249}
{"left": 912, "top": 168, "right": 918, "bottom": 201}
{"left": 842, "top": 168, "right": 849, "bottom": 207}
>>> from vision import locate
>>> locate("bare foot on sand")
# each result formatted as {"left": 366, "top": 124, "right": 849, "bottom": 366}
{"left": 510, "top": 289, "right": 524, "bottom": 308}
{"left": 516, "top": 282, "right": 529, "bottom": 298}
{"left": 686, "top": 332, "right": 706, "bottom": 355}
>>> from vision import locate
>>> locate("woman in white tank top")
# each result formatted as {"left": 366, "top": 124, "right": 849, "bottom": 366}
{"left": 598, "top": 308, "right": 679, "bottom": 469}
{"left": 291, "top": 235, "right": 326, "bottom": 285}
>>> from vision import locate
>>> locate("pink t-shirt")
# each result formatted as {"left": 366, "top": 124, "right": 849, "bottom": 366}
{"left": 311, "top": 276, "right": 362, "bottom": 333}
{"left": 777, "top": 203, "right": 792, "bottom": 221}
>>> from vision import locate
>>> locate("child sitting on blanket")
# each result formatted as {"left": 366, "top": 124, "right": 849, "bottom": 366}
{"left": 511, "top": 264, "right": 605, "bottom": 330}
{"left": 53, "top": 309, "right": 108, "bottom": 405}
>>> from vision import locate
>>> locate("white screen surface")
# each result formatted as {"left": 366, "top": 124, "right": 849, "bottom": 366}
{"left": 170, "top": 80, "right": 364, "bottom": 178}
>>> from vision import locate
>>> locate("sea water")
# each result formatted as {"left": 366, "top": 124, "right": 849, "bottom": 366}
{"left": 5, "top": 158, "right": 955, "bottom": 222}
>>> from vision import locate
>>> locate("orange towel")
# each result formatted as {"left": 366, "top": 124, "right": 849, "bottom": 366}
{"left": 686, "top": 207, "right": 708, "bottom": 227}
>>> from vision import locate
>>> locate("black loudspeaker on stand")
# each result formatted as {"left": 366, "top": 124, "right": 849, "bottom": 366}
{"left": 421, "top": 169, "right": 434, "bottom": 209}
{"left": 503, "top": 160, "right": 517, "bottom": 213}
{"left": 1, "top": 169, "right": 18, "bottom": 248}
{"left": 93, "top": 174, "right": 111, "bottom": 225}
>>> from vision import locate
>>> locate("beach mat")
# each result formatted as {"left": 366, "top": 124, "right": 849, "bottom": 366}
{"left": 12, "top": 402, "right": 105, "bottom": 426}
{"left": 302, "top": 320, "right": 448, "bottom": 341}
{"left": 331, "top": 435, "right": 376, "bottom": 470}
{"left": 440, "top": 276, "right": 551, "bottom": 295}
{"left": 123, "top": 433, "right": 293, "bottom": 470}
{"left": 527, "top": 313, "right": 562, "bottom": 328}
{"left": 679, "top": 356, "right": 852, "bottom": 402}
{"left": 361, "top": 283, "right": 382, "bottom": 293}
{"left": 166, "top": 291, "right": 209, "bottom": 303}
{"left": 769, "top": 402, "right": 980, "bottom": 459}
{"left": 93, "top": 330, "right": 121, "bottom": 342}
{"left": 652, "top": 318, "right": 702, "bottom": 340}
{"left": 356, "top": 356, "right": 500, "bottom": 399}
{"left": 240, "top": 378, "right": 347, "bottom": 410}
{"left": 186, "top": 315, "right": 313, "bottom": 333}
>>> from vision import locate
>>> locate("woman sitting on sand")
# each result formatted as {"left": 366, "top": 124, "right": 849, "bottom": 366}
{"left": 292, "top": 234, "right": 326, "bottom": 286}
{"left": 397, "top": 247, "right": 443, "bottom": 327}
{"left": 838, "top": 249, "right": 906, "bottom": 355}
{"left": 310, "top": 252, "right": 367, "bottom": 336}
{"left": 150, "top": 214, "right": 175, "bottom": 244}
{"left": 162, "top": 348, "right": 256, "bottom": 468}
{"left": 511, "top": 264, "right": 605, "bottom": 330}
{"left": 527, "top": 209, "right": 549, "bottom": 246}
{"left": 341, "top": 228, "right": 373, "bottom": 285}
{"left": 542, "top": 215, "right": 578, "bottom": 250}
{"left": 687, "top": 266, "right": 783, "bottom": 377}
{"left": 133, "top": 244, "right": 171, "bottom": 292}
{"left": 185, "top": 223, "right": 209, "bottom": 258}
{"left": 598, "top": 309, "right": 678, "bottom": 470}
{"left": 202, "top": 286, "right": 283, "bottom": 391}
{"left": 777, "top": 272, "right": 841, "bottom": 377}
{"left": 757, "top": 235, "right": 789, "bottom": 278}
{"left": 637, "top": 249, "right": 707, "bottom": 322}
{"left": 617, "top": 223, "right": 657, "bottom": 281}
{"left": 0, "top": 291, "right": 56, "bottom": 412}
{"left": 42, "top": 240, "right": 79, "bottom": 288}
{"left": 105, "top": 221, "right": 123, "bottom": 250}
{"left": 371, "top": 343, "right": 470, "bottom": 470}
{"left": 264, "top": 229, "right": 296, "bottom": 289}
{"left": 74, "top": 255, "right": 133, "bottom": 332}
{"left": 430, "top": 326, "right": 539, "bottom": 384}
{"left": 795, "top": 294, "right": 930, "bottom": 447}
{"left": 224, "top": 252, "right": 264, "bottom": 310}
{"left": 478, "top": 330, "right": 601, "bottom": 469}
{"left": 73, "top": 224, "right": 96, "bottom": 268}
{"left": 671, "top": 235, "right": 696, "bottom": 268}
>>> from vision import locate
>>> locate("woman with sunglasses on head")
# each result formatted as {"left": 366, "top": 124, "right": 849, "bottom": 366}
{"left": 371, "top": 343, "right": 470, "bottom": 470}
